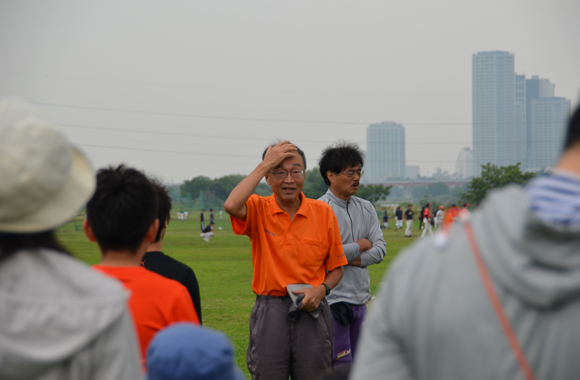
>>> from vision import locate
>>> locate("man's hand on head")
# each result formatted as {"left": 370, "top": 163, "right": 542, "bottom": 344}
{"left": 292, "top": 286, "right": 326, "bottom": 312}
{"left": 263, "top": 141, "right": 298, "bottom": 170}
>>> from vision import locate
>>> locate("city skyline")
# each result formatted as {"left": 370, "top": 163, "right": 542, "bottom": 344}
{"left": 472, "top": 51, "right": 571, "bottom": 176}
{"left": 364, "top": 50, "right": 571, "bottom": 182}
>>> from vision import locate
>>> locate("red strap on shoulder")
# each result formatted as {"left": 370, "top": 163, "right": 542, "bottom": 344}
{"left": 464, "top": 220, "right": 537, "bottom": 380}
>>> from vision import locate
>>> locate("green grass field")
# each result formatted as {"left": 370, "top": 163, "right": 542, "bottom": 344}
{"left": 57, "top": 214, "right": 418, "bottom": 378}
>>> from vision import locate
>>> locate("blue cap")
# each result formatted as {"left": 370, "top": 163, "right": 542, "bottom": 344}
{"left": 147, "top": 323, "right": 246, "bottom": 380}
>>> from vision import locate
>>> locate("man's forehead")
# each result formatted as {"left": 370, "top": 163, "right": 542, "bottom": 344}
{"left": 274, "top": 153, "right": 304, "bottom": 169}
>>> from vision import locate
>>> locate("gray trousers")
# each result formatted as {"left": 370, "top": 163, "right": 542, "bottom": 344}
{"left": 405, "top": 220, "right": 413, "bottom": 236}
{"left": 247, "top": 295, "right": 333, "bottom": 380}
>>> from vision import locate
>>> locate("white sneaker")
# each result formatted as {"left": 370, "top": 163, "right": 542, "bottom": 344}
{"left": 203, "top": 236, "right": 210, "bottom": 242}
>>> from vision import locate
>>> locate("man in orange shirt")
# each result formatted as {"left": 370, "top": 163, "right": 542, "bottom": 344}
{"left": 224, "top": 141, "right": 347, "bottom": 380}
{"left": 84, "top": 165, "right": 199, "bottom": 364}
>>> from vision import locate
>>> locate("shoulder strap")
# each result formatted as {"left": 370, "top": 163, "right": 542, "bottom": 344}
{"left": 463, "top": 220, "right": 537, "bottom": 380}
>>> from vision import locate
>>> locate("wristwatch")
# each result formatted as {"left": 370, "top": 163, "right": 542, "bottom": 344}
{"left": 322, "top": 283, "right": 331, "bottom": 296}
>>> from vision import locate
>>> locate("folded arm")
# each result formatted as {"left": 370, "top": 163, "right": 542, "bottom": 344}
{"left": 348, "top": 208, "right": 387, "bottom": 268}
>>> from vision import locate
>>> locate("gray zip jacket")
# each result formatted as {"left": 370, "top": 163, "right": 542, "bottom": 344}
{"left": 319, "top": 190, "right": 386, "bottom": 305}
{"left": 351, "top": 185, "right": 580, "bottom": 379}
{"left": 0, "top": 249, "right": 143, "bottom": 380}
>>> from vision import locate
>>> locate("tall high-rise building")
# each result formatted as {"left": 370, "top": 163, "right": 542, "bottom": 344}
{"left": 472, "top": 51, "right": 518, "bottom": 176}
{"left": 515, "top": 74, "right": 527, "bottom": 168}
{"left": 472, "top": 52, "right": 571, "bottom": 175}
{"left": 366, "top": 122, "right": 405, "bottom": 182}
{"left": 525, "top": 76, "right": 555, "bottom": 166}
{"left": 529, "top": 97, "right": 571, "bottom": 170}
{"left": 455, "top": 147, "right": 474, "bottom": 179}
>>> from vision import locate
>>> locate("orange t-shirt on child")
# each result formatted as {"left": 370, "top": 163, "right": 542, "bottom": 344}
{"left": 93, "top": 265, "right": 199, "bottom": 362}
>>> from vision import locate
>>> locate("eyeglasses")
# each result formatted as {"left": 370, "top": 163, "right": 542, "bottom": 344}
{"left": 339, "top": 169, "right": 364, "bottom": 178}
{"left": 269, "top": 170, "right": 306, "bottom": 180}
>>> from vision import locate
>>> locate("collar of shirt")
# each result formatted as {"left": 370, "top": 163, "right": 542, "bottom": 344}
{"left": 268, "top": 192, "right": 310, "bottom": 218}
{"left": 323, "top": 189, "right": 350, "bottom": 209}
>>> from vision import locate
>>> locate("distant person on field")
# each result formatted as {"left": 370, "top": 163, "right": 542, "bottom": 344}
{"left": 184, "top": 209, "right": 189, "bottom": 220}
{"left": 200, "top": 222, "right": 214, "bottom": 242}
{"left": 435, "top": 205, "right": 445, "bottom": 229}
{"left": 444, "top": 203, "right": 461, "bottom": 230}
{"left": 418, "top": 204, "right": 426, "bottom": 230}
{"left": 200, "top": 208, "right": 205, "bottom": 229}
{"left": 421, "top": 203, "right": 433, "bottom": 238}
{"left": 351, "top": 103, "right": 580, "bottom": 379}
{"left": 146, "top": 323, "right": 245, "bottom": 380}
{"left": 318, "top": 142, "right": 386, "bottom": 367}
{"left": 210, "top": 208, "right": 215, "bottom": 225}
{"left": 220, "top": 209, "right": 224, "bottom": 219}
{"left": 141, "top": 178, "right": 202, "bottom": 323}
{"left": 404, "top": 204, "right": 414, "bottom": 237}
{"left": 86, "top": 165, "right": 199, "bottom": 364}
{"left": 0, "top": 99, "right": 142, "bottom": 380}
{"left": 395, "top": 206, "right": 403, "bottom": 231}
{"left": 224, "top": 140, "right": 346, "bottom": 380}
{"left": 382, "top": 211, "right": 389, "bottom": 229}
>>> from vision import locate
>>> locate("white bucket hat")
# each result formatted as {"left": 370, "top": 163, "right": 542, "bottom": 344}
{"left": 0, "top": 99, "right": 95, "bottom": 233}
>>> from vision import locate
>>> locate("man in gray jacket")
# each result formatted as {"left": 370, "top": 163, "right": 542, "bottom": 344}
{"left": 351, "top": 105, "right": 580, "bottom": 379}
{"left": 318, "top": 142, "right": 386, "bottom": 367}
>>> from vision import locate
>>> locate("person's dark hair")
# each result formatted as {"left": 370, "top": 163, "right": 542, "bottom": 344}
{"left": 0, "top": 231, "right": 69, "bottom": 264}
{"left": 86, "top": 165, "right": 158, "bottom": 253}
{"left": 262, "top": 142, "right": 307, "bottom": 170}
{"left": 563, "top": 104, "right": 580, "bottom": 151}
{"left": 318, "top": 141, "right": 364, "bottom": 186}
{"left": 149, "top": 178, "right": 172, "bottom": 243}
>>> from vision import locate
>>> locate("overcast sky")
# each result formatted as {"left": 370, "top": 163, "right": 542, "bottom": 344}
{"left": 1, "top": 0, "right": 579, "bottom": 183}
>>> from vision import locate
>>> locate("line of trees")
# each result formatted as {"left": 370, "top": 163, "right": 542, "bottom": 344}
{"left": 178, "top": 163, "right": 537, "bottom": 210}
{"left": 180, "top": 175, "right": 272, "bottom": 204}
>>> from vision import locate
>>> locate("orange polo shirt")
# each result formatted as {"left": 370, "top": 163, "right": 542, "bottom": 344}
{"left": 231, "top": 193, "right": 347, "bottom": 296}
{"left": 93, "top": 265, "right": 199, "bottom": 363}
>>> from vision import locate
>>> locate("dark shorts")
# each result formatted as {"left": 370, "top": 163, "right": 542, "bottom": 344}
{"left": 247, "top": 295, "right": 333, "bottom": 380}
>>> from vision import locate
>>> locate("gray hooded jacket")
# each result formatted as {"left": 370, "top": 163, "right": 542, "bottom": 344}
{"left": 0, "top": 249, "right": 143, "bottom": 380}
{"left": 351, "top": 185, "right": 580, "bottom": 379}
